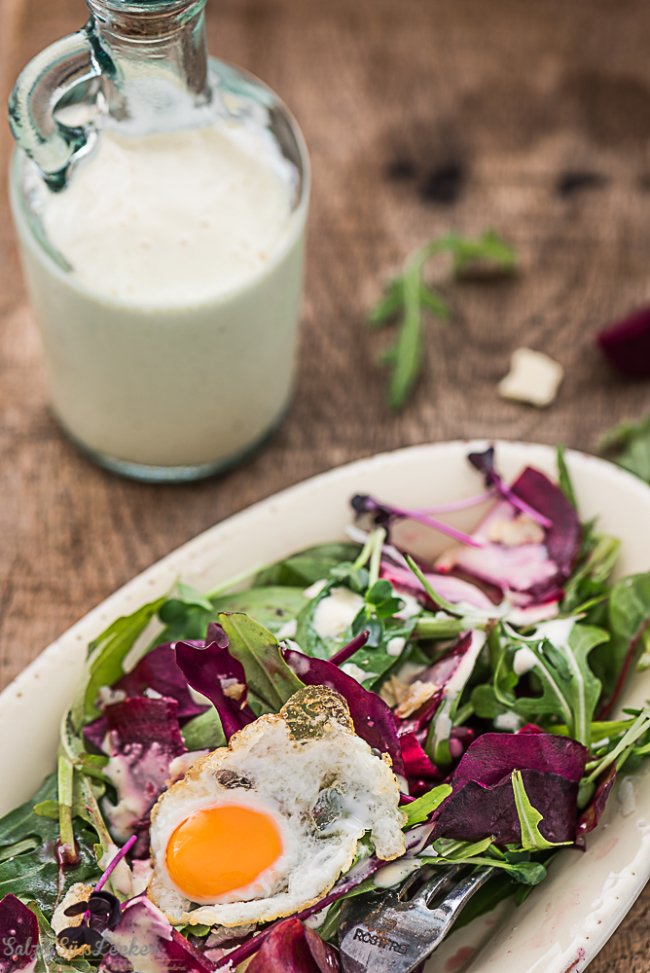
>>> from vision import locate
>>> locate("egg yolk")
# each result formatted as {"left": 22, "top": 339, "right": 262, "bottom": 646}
{"left": 165, "top": 803, "right": 283, "bottom": 900}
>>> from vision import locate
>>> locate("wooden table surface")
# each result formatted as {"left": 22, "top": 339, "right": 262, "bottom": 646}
{"left": 2, "top": 0, "right": 650, "bottom": 967}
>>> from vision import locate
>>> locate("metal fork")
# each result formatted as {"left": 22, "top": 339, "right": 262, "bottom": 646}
{"left": 338, "top": 864, "right": 496, "bottom": 973}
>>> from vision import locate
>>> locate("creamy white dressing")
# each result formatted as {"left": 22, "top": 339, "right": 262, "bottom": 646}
{"left": 513, "top": 646, "right": 539, "bottom": 676}
{"left": 13, "top": 120, "right": 306, "bottom": 469}
{"left": 340, "top": 662, "right": 377, "bottom": 684}
{"left": 372, "top": 857, "right": 420, "bottom": 888}
{"left": 494, "top": 711, "right": 523, "bottom": 731}
{"left": 386, "top": 636, "right": 406, "bottom": 657}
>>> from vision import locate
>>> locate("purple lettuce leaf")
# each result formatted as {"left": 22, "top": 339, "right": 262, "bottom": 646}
{"left": 246, "top": 918, "right": 339, "bottom": 973}
{"left": 576, "top": 764, "right": 617, "bottom": 842}
{"left": 452, "top": 732, "right": 588, "bottom": 787}
{"left": 175, "top": 639, "right": 256, "bottom": 742}
{"left": 282, "top": 646, "right": 405, "bottom": 778}
{"left": 511, "top": 467, "right": 581, "bottom": 588}
{"left": 432, "top": 731, "right": 588, "bottom": 846}
{"left": 102, "top": 697, "right": 186, "bottom": 850}
{"left": 100, "top": 894, "right": 214, "bottom": 972}
{"left": 0, "top": 895, "right": 38, "bottom": 973}
{"left": 596, "top": 304, "right": 650, "bottom": 378}
{"left": 433, "top": 769, "right": 579, "bottom": 845}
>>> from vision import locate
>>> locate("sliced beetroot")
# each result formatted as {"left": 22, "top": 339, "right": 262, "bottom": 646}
{"left": 0, "top": 895, "right": 38, "bottom": 973}
{"left": 432, "top": 731, "right": 587, "bottom": 846}
{"left": 433, "top": 769, "right": 579, "bottom": 845}
{"left": 246, "top": 918, "right": 339, "bottom": 973}
{"left": 102, "top": 697, "right": 186, "bottom": 847}
{"left": 175, "top": 639, "right": 256, "bottom": 742}
{"left": 282, "top": 646, "right": 405, "bottom": 778}
{"left": 576, "top": 764, "right": 616, "bottom": 840}
{"left": 453, "top": 732, "right": 588, "bottom": 787}
{"left": 596, "top": 305, "right": 650, "bottom": 378}
{"left": 114, "top": 642, "right": 207, "bottom": 722}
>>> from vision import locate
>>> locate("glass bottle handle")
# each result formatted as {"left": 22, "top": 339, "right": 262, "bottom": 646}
{"left": 8, "top": 24, "right": 110, "bottom": 192}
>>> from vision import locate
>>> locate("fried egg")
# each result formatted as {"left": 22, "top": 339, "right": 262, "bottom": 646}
{"left": 148, "top": 685, "right": 406, "bottom": 927}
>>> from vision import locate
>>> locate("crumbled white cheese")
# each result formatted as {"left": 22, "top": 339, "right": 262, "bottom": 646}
{"left": 341, "top": 662, "right": 377, "bottom": 683}
{"left": 498, "top": 347, "right": 564, "bottom": 407}
{"left": 303, "top": 578, "right": 328, "bottom": 599}
{"left": 494, "top": 711, "right": 523, "bottom": 731}
{"left": 312, "top": 587, "right": 365, "bottom": 639}
{"left": 277, "top": 618, "right": 297, "bottom": 639}
{"left": 513, "top": 647, "right": 538, "bottom": 676}
{"left": 386, "top": 636, "right": 406, "bottom": 657}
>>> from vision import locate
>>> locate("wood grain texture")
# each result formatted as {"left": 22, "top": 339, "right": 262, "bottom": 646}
{"left": 2, "top": 0, "right": 650, "bottom": 967}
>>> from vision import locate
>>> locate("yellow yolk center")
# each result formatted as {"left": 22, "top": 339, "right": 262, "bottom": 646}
{"left": 165, "top": 803, "right": 283, "bottom": 900}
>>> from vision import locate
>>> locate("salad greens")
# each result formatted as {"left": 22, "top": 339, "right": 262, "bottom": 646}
{"left": 367, "top": 229, "right": 516, "bottom": 410}
{"left": 2, "top": 444, "right": 650, "bottom": 973}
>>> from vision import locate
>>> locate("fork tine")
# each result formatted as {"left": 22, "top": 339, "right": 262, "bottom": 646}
{"left": 338, "top": 865, "right": 497, "bottom": 973}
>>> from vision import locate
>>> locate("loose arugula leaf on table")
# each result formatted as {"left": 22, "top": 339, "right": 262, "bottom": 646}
{"left": 367, "top": 229, "right": 516, "bottom": 410}
{"left": 599, "top": 410, "right": 650, "bottom": 482}
{"left": 218, "top": 613, "right": 304, "bottom": 714}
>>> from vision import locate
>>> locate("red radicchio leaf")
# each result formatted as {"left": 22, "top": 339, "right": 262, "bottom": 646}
{"left": 596, "top": 304, "right": 650, "bottom": 378}
{"left": 439, "top": 462, "right": 580, "bottom": 606}
{"left": 99, "top": 895, "right": 214, "bottom": 972}
{"left": 174, "top": 639, "right": 256, "bottom": 742}
{"left": 0, "top": 895, "right": 38, "bottom": 973}
{"left": 102, "top": 697, "right": 186, "bottom": 850}
{"left": 576, "top": 764, "right": 617, "bottom": 841}
{"left": 282, "top": 646, "right": 405, "bottom": 779}
{"left": 379, "top": 563, "right": 496, "bottom": 611}
{"left": 432, "top": 732, "right": 588, "bottom": 845}
{"left": 246, "top": 918, "right": 339, "bottom": 973}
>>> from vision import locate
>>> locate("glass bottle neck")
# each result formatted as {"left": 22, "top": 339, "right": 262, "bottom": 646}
{"left": 86, "top": 0, "right": 211, "bottom": 134}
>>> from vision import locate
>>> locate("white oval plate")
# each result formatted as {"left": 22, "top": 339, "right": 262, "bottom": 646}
{"left": 2, "top": 440, "right": 650, "bottom": 973}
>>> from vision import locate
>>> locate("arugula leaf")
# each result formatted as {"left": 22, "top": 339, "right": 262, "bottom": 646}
{"left": 218, "top": 613, "right": 304, "bottom": 713}
{"left": 367, "top": 229, "right": 516, "bottom": 410}
{"left": 27, "top": 901, "right": 95, "bottom": 973}
{"left": 401, "top": 785, "right": 451, "bottom": 827}
{"left": 255, "top": 543, "right": 361, "bottom": 587}
{"left": 599, "top": 410, "right": 650, "bottom": 481}
{"left": 181, "top": 707, "right": 226, "bottom": 751}
{"left": 594, "top": 573, "right": 650, "bottom": 711}
{"left": 72, "top": 596, "right": 166, "bottom": 728}
{"left": 511, "top": 771, "right": 572, "bottom": 852}
{"left": 176, "top": 582, "right": 213, "bottom": 612}
{"left": 155, "top": 585, "right": 308, "bottom": 648}
{"left": 556, "top": 444, "right": 577, "bottom": 509}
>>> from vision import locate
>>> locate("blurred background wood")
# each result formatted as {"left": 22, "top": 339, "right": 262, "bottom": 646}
{"left": 2, "top": 1, "right": 650, "bottom": 967}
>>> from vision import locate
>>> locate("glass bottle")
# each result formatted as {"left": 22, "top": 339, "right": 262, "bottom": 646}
{"left": 8, "top": 0, "right": 309, "bottom": 481}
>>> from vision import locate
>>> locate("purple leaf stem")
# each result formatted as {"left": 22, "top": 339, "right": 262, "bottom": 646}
{"left": 416, "top": 489, "right": 497, "bottom": 514}
{"left": 95, "top": 835, "right": 138, "bottom": 894}
{"left": 328, "top": 631, "right": 370, "bottom": 667}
